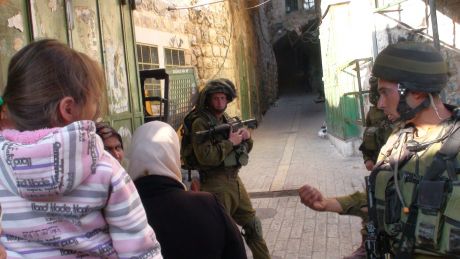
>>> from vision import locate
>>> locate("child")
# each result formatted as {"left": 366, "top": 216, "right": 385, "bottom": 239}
{"left": 0, "top": 39, "right": 162, "bottom": 258}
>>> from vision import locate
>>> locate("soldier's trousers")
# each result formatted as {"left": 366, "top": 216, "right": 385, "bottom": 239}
{"left": 201, "top": 174, "right": 271, "bottom": 259}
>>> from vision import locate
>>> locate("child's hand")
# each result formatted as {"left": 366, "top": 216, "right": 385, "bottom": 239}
{"left": 0, "top": 244, "right": 5, "bottom": 259}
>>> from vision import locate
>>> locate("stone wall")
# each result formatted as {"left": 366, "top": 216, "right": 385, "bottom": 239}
{"left": 133, "top": 0, "right": 278, "bottom": 119}
{"left": 267, "top": 0, "right": 320, "bottom": 42}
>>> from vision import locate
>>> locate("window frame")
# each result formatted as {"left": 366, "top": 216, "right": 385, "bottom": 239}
{"left": 136, "top": 43, "right": 161, "bottom": 98}
{"left": 164, "top": 47, "right": 186, "bottom": 68}
{"left": 285, "top": 0, "right": 299, "bottom": 13}
{"left": 303, "top": 0, "right": 315, "bottom": 10}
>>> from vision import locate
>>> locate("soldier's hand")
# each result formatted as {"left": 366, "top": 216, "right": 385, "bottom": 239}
{"left": 228, "top": 130, "right": 243, "bottom": 146}
{"left": 365, "top": 160, "right": 375, "bottom": 171}
{"left": 238, "top": 128, "right": 251, "bottom": 140}
{"left": 190, "top": 179, "right": 200, "bottom": 192}
{"left": 299, "top": 185, "right": 327, "bottom": 211}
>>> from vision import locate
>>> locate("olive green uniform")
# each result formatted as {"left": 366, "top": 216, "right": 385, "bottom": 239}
{"left": 336, "top": 107, "right": 392, "bottom": 229}
{"left": 369, "top": 114, "right": 460, "bottom": 257}
{"left": 359, "top": 106, "right": 393, "bottom": 164}
{"left": 192, "top": 112, "right": 270, "bottom": 259}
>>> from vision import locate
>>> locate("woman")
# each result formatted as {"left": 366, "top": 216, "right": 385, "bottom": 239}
{"left": 129, "top": 121, "right": 247, "bottom": 259}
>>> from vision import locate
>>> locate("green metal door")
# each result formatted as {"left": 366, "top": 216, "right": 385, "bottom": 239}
{"left": 0, "top": 1, "right": 31, "bottom": 89}
{"left": 321, "top": 3, "right": 361, "bottom": 140}
{"left": 0, "top": 0, "right": 142, "bottom": 151}
{"left": 238, "top": 37, "right": 250, "bottom": 120}
{"left": 166, "top": 67, "right": 198, "bottom": 130}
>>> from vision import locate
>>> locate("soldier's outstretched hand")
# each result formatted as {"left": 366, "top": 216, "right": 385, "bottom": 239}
{"left": 299, "top": 184, "right": 344, "bottom": 213}
{"left": 299, "top": 184, "right": 327, "bottom": 211}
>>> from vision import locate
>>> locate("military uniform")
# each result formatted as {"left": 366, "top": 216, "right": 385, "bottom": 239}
{"left": 359, "top": 106, "right": 393, "bottom": 164}
{"left": 337, "top": 79, "right": 393, "bottom": 236}
{"left": 365, "top": 41, "right": 458, "bottom": 258}
{"left": 189, "top": 79, "right": 271, "bottom": 259}
{"left": 369, "top": 113, "right": 460, "bottom": 257}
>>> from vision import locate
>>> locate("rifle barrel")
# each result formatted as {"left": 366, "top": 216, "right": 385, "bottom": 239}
{"left": 194, "top": 118, "right": 258, "bottom": 137}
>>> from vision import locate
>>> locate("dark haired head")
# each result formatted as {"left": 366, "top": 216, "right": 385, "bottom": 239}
{"left": 3, "top": 39, "right": 107, "bottom": 131}
{"left": 95, "top": 123, "right": 123, "bottom": 149}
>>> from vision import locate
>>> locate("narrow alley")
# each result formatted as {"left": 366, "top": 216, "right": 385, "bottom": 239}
{"left": 240, "top": 93, "right": 367, "bottom": 259}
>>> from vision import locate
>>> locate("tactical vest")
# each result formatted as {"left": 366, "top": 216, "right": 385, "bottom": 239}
{"left": 371, "top": 118, "right": 460, "bottom": 257}
{"left": 180, "top": 109, "right": 248, "bottom": 172}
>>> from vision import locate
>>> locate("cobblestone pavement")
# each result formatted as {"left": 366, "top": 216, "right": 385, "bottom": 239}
{"left": 239, "top": 93, "right": 368, "bottom": 259}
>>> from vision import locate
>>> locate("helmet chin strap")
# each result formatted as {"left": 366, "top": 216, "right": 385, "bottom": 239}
{"left": 396, "top": 84, "right": 431, "bottom": 122}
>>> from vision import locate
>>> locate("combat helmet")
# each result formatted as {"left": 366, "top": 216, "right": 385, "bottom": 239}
{"left": 372, "top": 41, "right": 448, "bottom": 93}
{"left": 197, "top": 78, "right": 237, "bottom": 109}
{"left": 372, "top": 41, "right": 449, "bottom": 121}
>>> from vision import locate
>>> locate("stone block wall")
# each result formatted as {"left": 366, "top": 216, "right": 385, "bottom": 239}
{"left": 133, "top": 0, "right": 278, "bottom": 119}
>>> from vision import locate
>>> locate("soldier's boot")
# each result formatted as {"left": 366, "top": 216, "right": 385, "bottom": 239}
{"left": 242, "top": 217, "right": 271, "bottom": 259}
{"left": 343, "top": 236, "right": 366, "bottom": 259}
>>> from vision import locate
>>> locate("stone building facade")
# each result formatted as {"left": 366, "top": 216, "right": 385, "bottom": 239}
{"left": 133, "top": 0, "right": 278, "bottom": 120}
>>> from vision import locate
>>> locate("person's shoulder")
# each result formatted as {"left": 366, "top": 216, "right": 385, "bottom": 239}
{"left": 186, "top": 190, "right": 217, "bottom": 202}
{"left": 185, "top": 191, "right": 224, "bottom": 210}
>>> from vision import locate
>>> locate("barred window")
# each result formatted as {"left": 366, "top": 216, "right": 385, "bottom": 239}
{"left": 164, "top": 48, "right": 186, "bottom": 68}
{"left": 303, "top": 0, "right": 314, "bottom": 10}
{"left": 136, "top": 44, "right": 160, "bottom": 98}
{"left": 285, "top": 0, "right": 298, "bottom": 13}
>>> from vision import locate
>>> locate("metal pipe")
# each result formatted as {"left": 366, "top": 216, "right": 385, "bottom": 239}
{"left": 429, "top": 0, "right": 440, "bottom": 50}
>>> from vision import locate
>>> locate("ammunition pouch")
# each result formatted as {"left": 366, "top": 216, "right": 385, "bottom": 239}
{"left": 414, "top": 180, "right": 447, "bottom": 250}
{"left": 374, "top": 170, "right": 401, "bottom": 236}
{"left": 375, "top": 172, "right": 460, "bottom": 255}
{"left": 223, "top": 143, "right": 249, "bottom": 167}
{"left": 440, "top": 181, "right": 460, "bottom": 255}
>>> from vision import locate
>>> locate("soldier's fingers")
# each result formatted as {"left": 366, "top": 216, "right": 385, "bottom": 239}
{"left": 299, "top": 189, "right": 317, "bottom": 204}
{"left": 299, "top": 184, "right": 313, "bottom": 193}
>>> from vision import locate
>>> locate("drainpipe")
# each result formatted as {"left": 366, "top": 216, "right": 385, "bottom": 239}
{"left": 429, "top": 0, "right": 440, "bottom": 50}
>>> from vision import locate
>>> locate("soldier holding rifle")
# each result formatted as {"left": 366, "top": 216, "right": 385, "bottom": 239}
{"left": 181, "top": 78, "right": 271, "bottom": 259}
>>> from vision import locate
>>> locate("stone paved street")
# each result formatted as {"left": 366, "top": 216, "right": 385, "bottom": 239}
{"left": 239, "top": 93, "right": 368, "bottom": 259}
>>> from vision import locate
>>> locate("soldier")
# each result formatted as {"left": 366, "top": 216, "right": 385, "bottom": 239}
{"left": 367, "top": 41, "right": 458, "bottom": 258}
{"left": 299, "top": 77, "right": 393, "bottom": 259}
{"left": 185, "top": 79, "right": 271, "bottom": 259}
{"left": 301, "top": 41, "right": 459, "bottom": 258}
{"left": 359, "top": 76, "right": 393, "bottom": 171}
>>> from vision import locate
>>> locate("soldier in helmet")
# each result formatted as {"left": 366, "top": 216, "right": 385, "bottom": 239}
{"left": 190, "top": 79, "right": 271, "bottom": 259}
{"left": 359, "top": 76, "right": 393, "bottom": 171}
{"left": 300, "top": 41, "right": 459, "bottom": 258}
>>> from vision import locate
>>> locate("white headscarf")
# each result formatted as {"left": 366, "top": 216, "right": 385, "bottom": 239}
{"left": 128, "top": 121, "right": 185, "bottom": 189}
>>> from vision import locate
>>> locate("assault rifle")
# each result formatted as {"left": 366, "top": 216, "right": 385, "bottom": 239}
{"left": 194, "top": 118, "right": 258, "bottom": 142}
{"left": 365, "top": 175, "right": 389, "bottom": 259}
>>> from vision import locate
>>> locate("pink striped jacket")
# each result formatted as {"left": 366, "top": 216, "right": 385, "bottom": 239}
{"left": 0, "top": 121, "right": 162, "bottom": 258}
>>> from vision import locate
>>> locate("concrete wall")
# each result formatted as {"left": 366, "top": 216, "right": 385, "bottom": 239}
{"left": 133, "top": 0, "right": 278, "bottom": 119}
